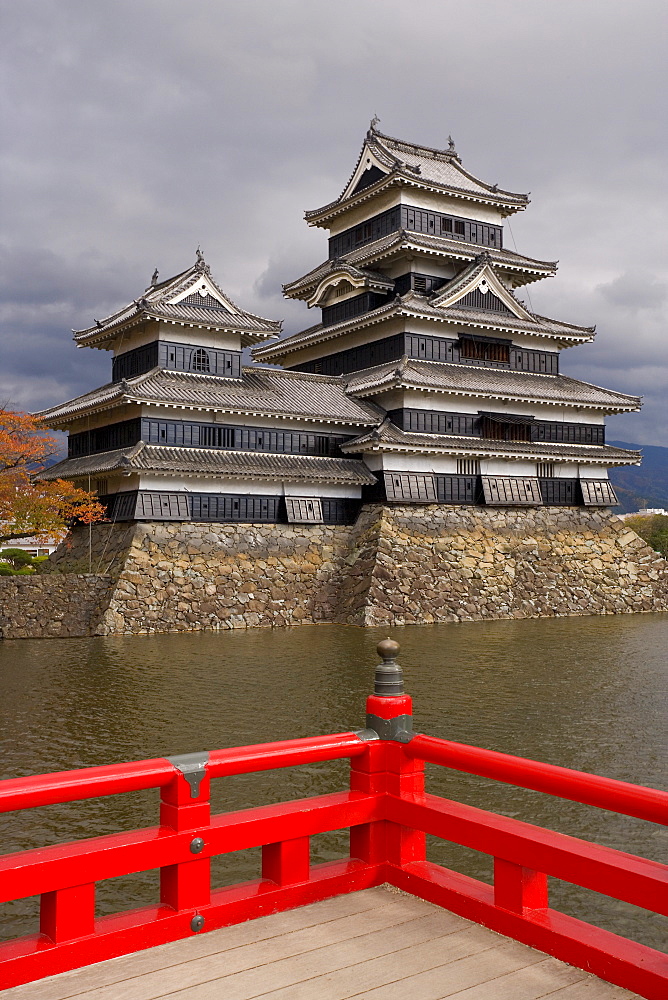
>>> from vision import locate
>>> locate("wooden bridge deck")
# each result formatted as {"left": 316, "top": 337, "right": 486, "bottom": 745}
{"left": 2, "top": 888, "right": 640, "bottom": 1000}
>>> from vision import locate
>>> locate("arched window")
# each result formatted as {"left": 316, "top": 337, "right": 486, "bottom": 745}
{"left": 190, "top": 348, "right": 211, "bottom": 373}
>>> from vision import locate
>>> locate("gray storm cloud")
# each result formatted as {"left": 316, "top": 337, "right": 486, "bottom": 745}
{"left": 1, "top": 0, "right": 666, "bottom": 444}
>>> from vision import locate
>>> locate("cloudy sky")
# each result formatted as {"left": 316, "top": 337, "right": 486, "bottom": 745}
{"left": 2, "top": 0, "right": 666, "bottom": 445}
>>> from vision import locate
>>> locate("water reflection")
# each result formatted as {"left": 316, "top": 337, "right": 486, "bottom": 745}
{"left": 1, "top": 614, "right": 666, "bottom": 949}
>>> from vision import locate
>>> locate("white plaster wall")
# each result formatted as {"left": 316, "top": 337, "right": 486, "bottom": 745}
{"left": 135, "top": 474, "right": 362, "bottom": 497}
{"left": 579, "top": 467, "right": 609, "bottom": 480}
{"left": 112, "top": 322, "right": 243, "bottom": 356}
{"left": 481, "top": 459, "right": 538, "bottom": 476}
{"left": 138, "top": 404, "right": 369, "bottom": 433}
{"left": 400, "top": 189, "right": 507, "bottom": 225}
{"left": 327, "top": 189, "right": 401, "bottom": 236}
{"left": 390, "top": 389, "right": 608, "bottom": 424}
{"left": 376, "top": 454, "right": 458, "bottom": 474}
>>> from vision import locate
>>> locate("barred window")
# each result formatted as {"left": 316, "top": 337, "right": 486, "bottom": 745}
{"left": 457, "top": 459, "right": 480, "bottom": 476}
{"left": 537, "top": 462, "right": 555, "bottom": 478}
{"left": 95, "top": 478, "right": 109, "bottom": 495}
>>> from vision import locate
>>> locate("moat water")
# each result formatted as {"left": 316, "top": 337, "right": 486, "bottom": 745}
{"left": 1, "top": 614, "right": 666, "bottom": 951}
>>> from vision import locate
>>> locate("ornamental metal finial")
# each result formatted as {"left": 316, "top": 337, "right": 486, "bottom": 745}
{"left": 151, "top": 267, "right": 159, "bottom": 286}
{"left": 374, "top": 638, "right": 404, "bottom": 697}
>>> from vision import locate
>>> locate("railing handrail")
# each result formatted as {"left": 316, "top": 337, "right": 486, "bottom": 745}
{"left": 407, "top": 733, "right": 668, "bottom": 825}
{"left": 1, "top": 730, "right": 665, "bottom": 825}
{"left": 0, "top": 732, "right": 368, "bottom": 813}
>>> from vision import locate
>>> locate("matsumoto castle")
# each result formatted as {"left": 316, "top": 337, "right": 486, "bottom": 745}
{"left": 39, "top": 124, "right": 640, "bottom": 525}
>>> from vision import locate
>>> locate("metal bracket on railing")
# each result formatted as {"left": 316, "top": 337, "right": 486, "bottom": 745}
{"left": 365, "top": 713, "right": 414, "bottom": 744}
{"left": 166, "top": 751, "right": 210, "bottom": 798}
{"left": 353, "top": 728, "right": 381, "bottom": 742}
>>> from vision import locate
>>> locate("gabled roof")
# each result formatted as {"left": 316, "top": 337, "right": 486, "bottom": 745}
{"left": 344, "top": 358, "right": 641, "bottom": 413}
{"left": 73, "top": 256, "right": 282, "bottom": 349}
{"left": 341, "top": 419, "right": 641, "bottom": 467}
{"left": 36, "top": 445, "right": 376, "bottom": 486}
{"left": 283, "top": 232, "right": 556, "bottom": 302}
{"left": 429, "top": 256, "right": 534, "bottom": 318}
{"left": 306, "top": 124, "right": 529, "bottom": 225}
{"left": 253, "top": 287, "right": 594, "bottom": 364}
{"left": 35, "top": 367, "right": 384, "bottom": 428}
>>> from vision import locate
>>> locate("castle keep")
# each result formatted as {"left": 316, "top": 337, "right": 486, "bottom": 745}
{"left": 16, "top": 124, "right": 666, "bottom": 638}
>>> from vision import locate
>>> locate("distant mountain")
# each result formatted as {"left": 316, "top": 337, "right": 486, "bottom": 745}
{"left": 608, "top": 441, "right": 668, "bottom": 513}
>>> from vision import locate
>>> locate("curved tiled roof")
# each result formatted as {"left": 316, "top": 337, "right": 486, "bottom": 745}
{"left": 341, "top": 419, "right": 640, "bottom": 466}
{"left": 344, "top": 358, "right": 641, "bottom": 413}
{"left": 35, "top": 367, "right": 384, "bottom": 428}
{"left": 253, "top": 292, "right": 594, "bottom": 364}
{"left": 73, "top": 258, "right": 281, "bottom": 348}
{"left": 38, "top": 445, "right": 376, "bottom": 486}
{"left": 283, "top": 232, "right": 556, "bottom": 301}
{"left": 306, "top": 127, "right": 529, "bottom": 222}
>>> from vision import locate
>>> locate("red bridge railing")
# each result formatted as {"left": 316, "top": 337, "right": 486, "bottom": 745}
{"left": 0, "top": 639, "right": 666, "bottom": 997}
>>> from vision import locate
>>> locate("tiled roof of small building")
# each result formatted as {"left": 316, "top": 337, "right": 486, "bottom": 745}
{"left": 283, "top": 232, "right": 556, "bottom": 302}
{"left": 73, "top": 257, "right": 281, "bottom": 348}
{"left": 306, "top": 126, "right": 529, "bottom": 222}
{"left": 35, "top": 367, "right": 384, "bottom": 427}
{"left": 38, "top": 445, "right": 376, "bottom": 485}
{"left": 341, "top": 419, "right": 641, "bottom": 466}
{"left": 344, "top": 358, "right": 641, "bottom": 412}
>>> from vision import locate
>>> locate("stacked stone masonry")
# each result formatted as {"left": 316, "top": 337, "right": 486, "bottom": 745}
{"left": 0, "top": 506, "right": 666, "bottom": 638}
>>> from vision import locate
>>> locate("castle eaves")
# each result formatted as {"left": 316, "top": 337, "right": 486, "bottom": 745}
{"left": 344, "top": 358, "right": 641, "bottom": 412}
{"left": 341, "top": 420, "right": 641, "bottom": 466}
{"left": 35, "top": 367, "right": 384, "bottom": 428}
{"left": 253, "top": 296, "right": 594, "bottom": 364}
{"left": 283, "top": 233, "right": 556, "bottom": 301}
{"left": 37, "top": 445, "right": 376, "bottom": 486}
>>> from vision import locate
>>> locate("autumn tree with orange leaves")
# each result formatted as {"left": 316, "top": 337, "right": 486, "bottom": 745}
{"left": 0, "top": 409, "right": 106, "bottom": 545}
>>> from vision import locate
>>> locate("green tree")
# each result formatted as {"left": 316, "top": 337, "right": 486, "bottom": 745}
{"left": 624, "top": 515, "right": 668, "bottom": 558}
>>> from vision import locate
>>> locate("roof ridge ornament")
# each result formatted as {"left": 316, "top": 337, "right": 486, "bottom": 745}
{"left": 367, "top": 114, "right": 381, "bottom": 139}
{"left": 195, "top": 245, "right": 210, "bottom": 273}
{"left": 150, "top": 268, "right": 159, "bottom": 287}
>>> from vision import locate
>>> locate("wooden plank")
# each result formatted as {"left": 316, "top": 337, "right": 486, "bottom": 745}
{"left": 540, "top": 981, "right": 641, "bottom": 999}
{"left": 435, "top": 957, "right": 589, "bottom": 998}
{"left": 324, "top": 939, "right": 549, "bottom": 1000}
{"left": 1, "top": 889, "right": 402, "bottom": 1000}
{"left": 77, "top": 901, "right": 450, "bottom": 1000}
{"left": 133, "top": 911, "right": 466, "bottom": 1000}
{"left": 256, "top": 923, "right": 501, "bottom": 1000}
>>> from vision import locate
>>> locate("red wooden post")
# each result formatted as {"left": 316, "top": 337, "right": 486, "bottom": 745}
{"left": 40, "top": 883, "right": 95, "bottom": 943}
{"left": 262, "top": 838, "right": 310, "bottom": 886}
{"left": 159, "top": 755, "right": 211, "bottom": 914}
{"left": 494, "top": 858, "right": 548, "bottom": 913}
{"left": 351, "top": 639, "right": 426, "bottom": 868}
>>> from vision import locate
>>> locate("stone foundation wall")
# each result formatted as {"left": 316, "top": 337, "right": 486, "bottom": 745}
{"left": 340, "top": 505, "right": 668, "bottom": 626}
{"left": 1, "top": 505, "right": 666, "bottom": 638}
{"left": 0, "top": 574, "right": 115, "bottom": 639}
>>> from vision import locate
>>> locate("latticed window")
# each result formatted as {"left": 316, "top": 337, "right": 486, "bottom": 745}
{"left": 190, "top": 348, "right": 211, "bottom": 373}
{"left": 537, "top": 462, "right": 555, "bottom": 478}
{"left": 285, "top": 498, "right": 323, "bottom": 522}
{"left": 457, "top": 459, "right": 480, "bottom": 476}
{"left": 95, "top": 478, "right": 109, "bottom": 495}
